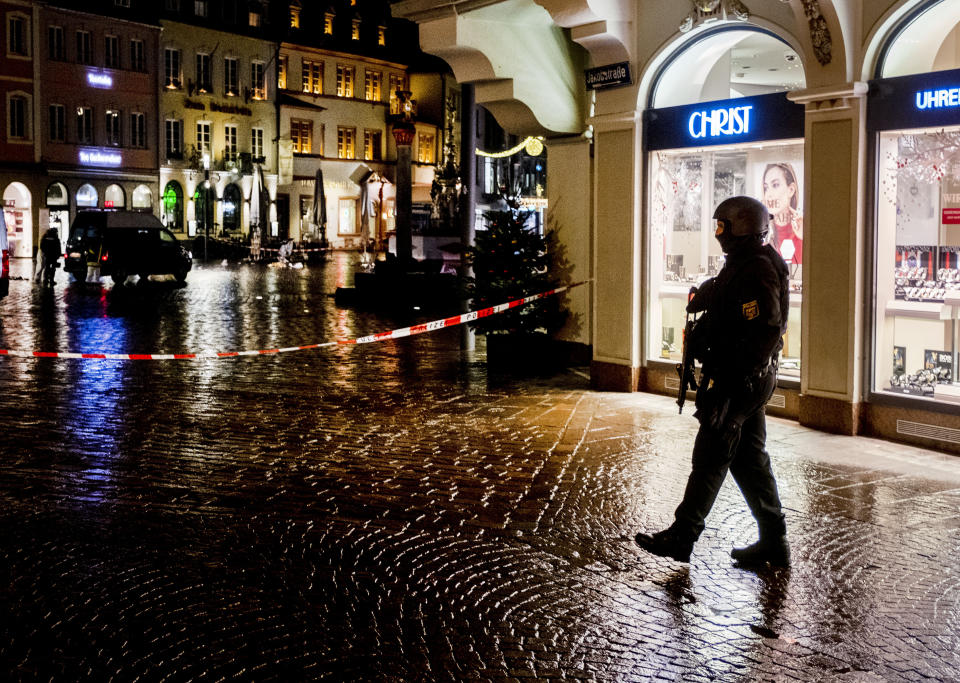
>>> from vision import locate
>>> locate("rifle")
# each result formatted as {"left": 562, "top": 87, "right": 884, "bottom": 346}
{"left": 676, "top": 286, "right": 702, "bottom": 414}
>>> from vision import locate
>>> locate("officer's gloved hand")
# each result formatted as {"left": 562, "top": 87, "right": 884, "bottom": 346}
{"left": 687, "top": 278, "right": 715, "bottom": 313}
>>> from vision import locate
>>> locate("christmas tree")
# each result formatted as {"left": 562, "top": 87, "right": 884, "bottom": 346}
{"left": 464, "top": 209, "right": 567, "bottom": 336}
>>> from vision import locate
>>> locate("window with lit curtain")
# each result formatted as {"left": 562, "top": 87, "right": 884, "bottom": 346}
{"left": 302, "top": 59, "right": 321, "bottom": 94}
{"left": 251, "top": 62, "right": 265, "bottom": 100}
{"left": 364, "top": 129, "right": 381, "bottom": 161}
{"left": 278, "top": 56, "right": 287, "bottom": 90}
{"left": 337, "top": 127, "right": 355, "bottom": 159}
{"left": 418, "top": 133, "right": 435, "bottom": 164}
{"left": 291, "top": 120, "right": 312, "bottom": 154}
{"left": 336, "top": 65, "right": 354, "bottom": 98}
{"left": 224, "top": 124, "right": 238, "bottom": 162}
{"left": 364, "top": 70, "right": 381, "bottom": 101}
{"left": 251, "top": 128, "right": 264, "bottom": 160}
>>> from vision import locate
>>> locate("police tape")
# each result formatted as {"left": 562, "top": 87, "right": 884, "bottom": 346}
{"left": 255, "top": 245, "right": 329, "bottom": 253}
{"left": 0, "top": 281, "right": 589, "bottom": 361}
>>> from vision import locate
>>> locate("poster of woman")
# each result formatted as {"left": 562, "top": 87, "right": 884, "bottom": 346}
{"left": 762, "top": 162, "right": 803, "bottom": 265}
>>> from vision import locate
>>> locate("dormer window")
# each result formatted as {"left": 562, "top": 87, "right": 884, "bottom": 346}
{"left": 289, "top": 1, "right": 301, "bottom": 28}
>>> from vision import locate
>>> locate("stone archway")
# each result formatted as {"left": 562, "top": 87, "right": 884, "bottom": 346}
{"left": 3, "top": 182, "right": 33, "bottom": 258}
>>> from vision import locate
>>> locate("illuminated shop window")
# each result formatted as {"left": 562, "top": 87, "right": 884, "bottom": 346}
{"left": 648, "top": 142, "right": 804, "bottom": 376}
{"left": 132, "top": 185, "right": 152, "bottom": 210}
{"left": 104, "top": 184, "right": 125, "bottom": 209}
{"left": 222, "top": 183, "right": 241, "bottom": 231}
{"left": 76, "top": 183, "right": 98, "bottom": 208}
{"left": 162, "top": 180, "right": 183, "bottom": 232}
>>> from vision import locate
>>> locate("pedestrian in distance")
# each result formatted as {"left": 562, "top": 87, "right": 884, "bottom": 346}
{"left": 35, "top": 227, "right": 62, "bottom": 287}
{"left": 636, "top": 195, "right": 791, "bottom": 567}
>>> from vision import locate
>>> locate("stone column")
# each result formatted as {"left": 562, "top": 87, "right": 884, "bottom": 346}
{"left": 590, "top": 112, "right": 642, "bottom": 391}
{"left": 787, "top": 82, "right": 869, "bottom": 434}
{"left": 392, "top": 122, "right": 415, "bottom": 264}
{"left": 459, "top": 83, "right": 476, "bottom": 352}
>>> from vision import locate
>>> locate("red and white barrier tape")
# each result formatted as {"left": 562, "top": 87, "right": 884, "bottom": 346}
{"left": 256, "top": 245, "right": 329, "bottom": 253}
{"left": 0, "top": 281, "right": 588, "bottom": 361}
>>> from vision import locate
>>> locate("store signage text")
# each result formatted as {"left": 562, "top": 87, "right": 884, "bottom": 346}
{"left": 688, "top": 105, "right": 753, "bottom": 140}
{"left": 86, "top": 72, "right": 113, "bottom": 88}
{"left": 915, "top": 86, "right": 960, "bottom": 110}
{"left": 585, "top": 62, "right": 631, "bottom": 90}
{"left": 79, "top": 149, "right": 122, "bottom": 167}
{"left": 943, "top": 208, "right": 960, "bottom": 225}
{"left": 181, "top": 100, "right": 253, "bottom": 116}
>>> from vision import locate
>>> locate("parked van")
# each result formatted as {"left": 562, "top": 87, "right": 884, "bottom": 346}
{"left": 64, "top": 211, "right": 192, "bottom": 284}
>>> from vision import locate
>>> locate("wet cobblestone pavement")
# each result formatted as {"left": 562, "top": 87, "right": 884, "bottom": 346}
{"left": 2, "top": 255, "right": 960, "bottom": 681}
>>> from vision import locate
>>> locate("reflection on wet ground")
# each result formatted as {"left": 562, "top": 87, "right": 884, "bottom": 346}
{"left": 1, "top": 254, "right": 959, "bottom": 681}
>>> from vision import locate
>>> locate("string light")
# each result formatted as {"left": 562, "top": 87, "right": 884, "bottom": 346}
{"left": 475, "top": 136, "right": 545, "bottom": 158}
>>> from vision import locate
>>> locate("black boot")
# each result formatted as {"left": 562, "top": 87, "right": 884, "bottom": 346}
{"left": 635, "top": 527, "right": 694, "bottom": 563}
{"left": 731, "top": 535, "right": 790, "bottom": 567}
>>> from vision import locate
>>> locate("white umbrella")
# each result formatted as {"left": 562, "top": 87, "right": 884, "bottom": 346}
{"left": 249, "top": 164, "right": 265, "bottom": 259}
{"left": 312, "top": 167, "right": 327, "bottom": 247}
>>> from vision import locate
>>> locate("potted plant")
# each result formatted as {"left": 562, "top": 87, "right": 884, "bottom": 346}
{"left": 464, "top": 208, "right": 568, "bottom": 368}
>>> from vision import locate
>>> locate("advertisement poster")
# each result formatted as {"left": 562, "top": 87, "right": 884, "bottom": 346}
{"left": 748, "top": 148, "right": 804, "bottom": 267}
{"left": 924, "top": 349, "right": 954, "bottom": 382}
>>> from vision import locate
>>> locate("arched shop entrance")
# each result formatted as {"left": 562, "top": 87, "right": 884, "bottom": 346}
{"left": 132, "top": 185, "right": 152, "bottom": 212}
{"left": 3, "top": 182, "right": 33, "bottom": 258}
{"left": 222, "top": 183, "right": 241, "bottom": 234}
{"left": 104, "top": 184, "right": 125, "bottom": 210}
{"left": 45, "top": 182, "right": 70, "bottom": 250}
{"left": 643, "top": 28, "right": 807, "bottom": 394}
{"left": 868, "top": 0, "right": 960, "bottom": 408}
{"left": 162, "top": 181, "right": 183, "bottom": 233}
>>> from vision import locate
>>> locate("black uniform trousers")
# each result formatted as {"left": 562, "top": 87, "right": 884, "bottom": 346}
{"left": 672, "top": 371, "right": 786, "bottom": 542}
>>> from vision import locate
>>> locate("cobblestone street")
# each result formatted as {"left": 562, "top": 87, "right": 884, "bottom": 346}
{"left": 1, "top": 255, "right": 959, "bottom": 681}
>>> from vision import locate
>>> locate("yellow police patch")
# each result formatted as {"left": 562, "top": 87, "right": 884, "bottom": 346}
{"left": 742, "top": 300, "right": 759, "bottom": 320}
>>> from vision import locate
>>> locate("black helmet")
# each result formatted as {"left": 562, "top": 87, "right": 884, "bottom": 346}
{"left": 713, "top": 196, "right": 771, "bottom": 238}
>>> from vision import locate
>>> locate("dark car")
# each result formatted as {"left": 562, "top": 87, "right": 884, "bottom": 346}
{"left": 64, "top": 211, "right": 192, "bottom": 284}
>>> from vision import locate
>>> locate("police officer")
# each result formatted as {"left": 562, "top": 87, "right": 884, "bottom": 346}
{"left": 636, "top": 195, "right": 791, "bottom": 566}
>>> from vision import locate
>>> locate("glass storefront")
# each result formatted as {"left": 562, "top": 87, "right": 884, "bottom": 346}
{"left": 649, "top": 140, "right": 804, "bottom": 376}
{"left": 645, "top": 90, "right": 806, "bottom": 379}
{"left": 871, "top": 75, "right": 960, "bottom": 404}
